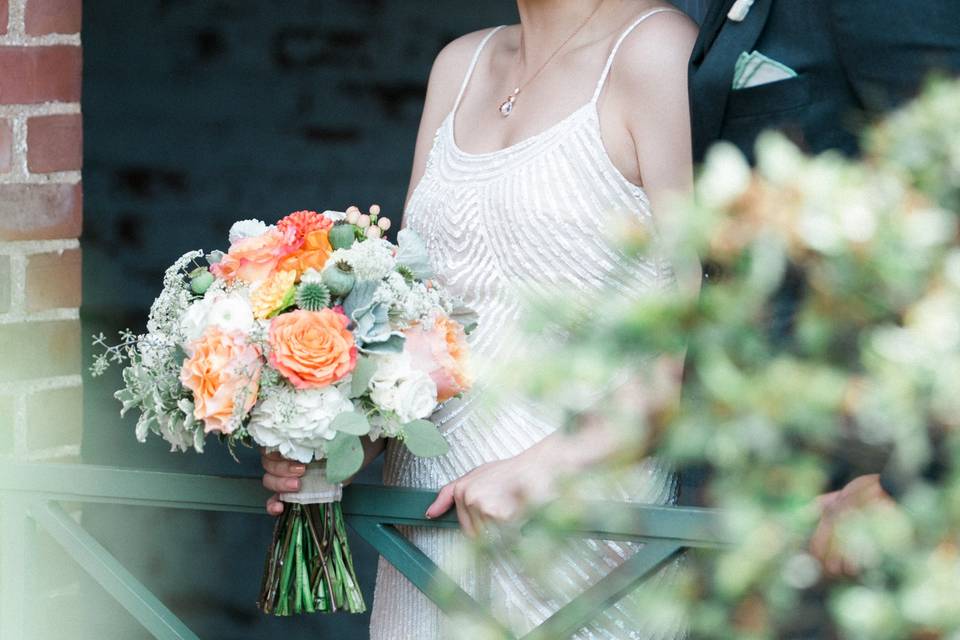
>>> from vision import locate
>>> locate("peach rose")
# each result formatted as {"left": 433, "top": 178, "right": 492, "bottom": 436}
{"left": 212, "top": 225, "right": 299, "bottom": 285}
{"left": 268, "top": 308, "right": 357, "bottom": 389}
{"left": 180, "top": 327, "right": 262, "bottom": 434}
{"left": 278, "top": 228, "right": 333, "bottom": 275}
{"left": 404, "top": 314, "right": 471, "bottom": 403}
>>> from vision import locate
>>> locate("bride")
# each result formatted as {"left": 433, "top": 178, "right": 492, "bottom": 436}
{"left": 264, "top": 0, "right": 699, "bottom": 637}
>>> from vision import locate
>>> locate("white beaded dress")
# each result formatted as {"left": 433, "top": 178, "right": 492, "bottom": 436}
{"left": 370, "top": 10, "right": 685, "bottom": 639}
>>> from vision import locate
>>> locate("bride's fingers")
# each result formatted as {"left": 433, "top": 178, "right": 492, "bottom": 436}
{"left": 266, "top": 494, "right": 284, "bottom": 516}
{"left": 262, "top": 472, "right": 301, "bottom": 493}
{"left": 425, "top": 483, "right": 456, "bottom": 519}
{"left": 262, "top": 456, "right": 306, "bottom": 478}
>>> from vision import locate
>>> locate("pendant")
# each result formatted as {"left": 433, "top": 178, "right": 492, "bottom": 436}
{"left": 498, "top": 95, "right": 515, "bottom": 118}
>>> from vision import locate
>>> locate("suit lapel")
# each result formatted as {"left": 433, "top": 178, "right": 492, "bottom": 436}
{"left": 691, "top": 0, "right": 736, "bottom": 64}
{"left": 690, "top": 0, "right": 774, "bottom": 161}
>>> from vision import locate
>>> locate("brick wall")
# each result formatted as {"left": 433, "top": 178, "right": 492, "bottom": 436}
{"left": 0, "top": 0, "right": 83, "bottom": 463}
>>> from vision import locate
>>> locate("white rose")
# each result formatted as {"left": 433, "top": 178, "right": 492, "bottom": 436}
{"left": 206, "top": 294, "right": 255, "bottom": 334}
{"left": 393, "top": 371, "right": 438, "bottom": 423}
{"left": 179, "top": 293, "right": 255, "bottom": 349}
{"left": 179, "top": 297, "right": 214, "bottom": 346}
{"left": 228, "top": 219, "right": 270, "bottom": 244}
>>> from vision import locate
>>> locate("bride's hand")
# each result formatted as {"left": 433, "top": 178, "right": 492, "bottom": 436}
{"left": 424, "top": 441, "right": 563, "bottom": 538}
{"left": 262, "top": 450, "right": 306, "bottom": 516}
{"left": 262, "top": 437, "right": 387, "bottom": 516}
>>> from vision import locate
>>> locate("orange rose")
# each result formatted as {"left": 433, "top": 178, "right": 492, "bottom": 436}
{"left": 268, "top": 308, "right": 357, "bottom": 389}
{"left": 212, "top": 226, "right": 299, "bottom": 285}
{"left": 404, "top": 314, "right": 471, "bottom": 402}
{"left": 278, "top": 228, "right": 333, "bottom": 275}
{"left": 180, "top": 327, "right": 262, "bottom": 434}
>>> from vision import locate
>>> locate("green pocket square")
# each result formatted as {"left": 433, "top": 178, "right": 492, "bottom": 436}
{"left": 733, "top": 51, "right": 798, "bottom": 90}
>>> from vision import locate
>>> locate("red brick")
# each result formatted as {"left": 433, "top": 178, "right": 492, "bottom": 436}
{"left": 0, "top": 118, "right": 11, "bottom": 173}
{"left": 0, "top": 46, "right": 81, "bottom": 105}
{"left": 27, "top": 114, "right": 82, "bottom": 173}
{"left": 25, "top": 248, "right": 81, "bottom": 311}
{"left": 0, "top": 320, "right": 81, "bottom": 383}
{"left": 0, "top": 0, "right": 8, "bottom": 36}
{"left": 25, "top": 0, "right": 82, "bottom": 36}
{"left": 0, "top": 182, "right": 82, "bottom": 241}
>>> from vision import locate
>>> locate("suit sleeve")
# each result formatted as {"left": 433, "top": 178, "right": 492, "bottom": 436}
{"left": 828, "top": 0, "right": 960, "bottom": 113}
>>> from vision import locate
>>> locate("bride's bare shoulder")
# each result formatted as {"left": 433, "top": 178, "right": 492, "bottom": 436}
{"left": 424, "top": 28, "right": 505, "bottom": 111}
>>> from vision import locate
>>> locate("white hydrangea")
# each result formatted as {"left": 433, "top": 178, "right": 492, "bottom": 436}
{"left": 247, "top": 384, "right": 355, "bottom": 463}
{"left": 328, "top": 238, "right": 396, "bottom": 280}
{"left": 368, "top": 353, "right": 438, "bottom": 424}
{"left": 228, "top": 219, "right": 270, "bottom": 244}
{"left": 179, "top": 292, "right": 255, "bottom": 348}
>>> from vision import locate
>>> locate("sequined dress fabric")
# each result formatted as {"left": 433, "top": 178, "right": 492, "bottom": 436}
{"left": 369, "top": 10, "right": 685, "bottom": 639}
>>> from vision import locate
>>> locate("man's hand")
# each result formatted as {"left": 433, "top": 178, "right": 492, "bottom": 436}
{"left": 810, "top": 473, "right": 896, "bottom": 577}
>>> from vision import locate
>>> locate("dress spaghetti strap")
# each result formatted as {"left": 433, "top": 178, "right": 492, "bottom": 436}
{"left": 591, "top": 7, "right": 684, "bottom": 103}
{"left": 451, "top": 26, "right": 506, "bottom": 115}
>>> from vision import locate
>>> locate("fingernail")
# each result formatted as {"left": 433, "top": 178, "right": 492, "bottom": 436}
{"left": 286, "top": 479, "right": 300, "bottom": 491}
{"left": 292, "top": 465, "right": 306, "bottom": 474}
{"left": 424, "top": 511, "right": 432, "bottom": 519}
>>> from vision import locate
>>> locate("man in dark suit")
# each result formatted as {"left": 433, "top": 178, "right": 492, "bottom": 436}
{"left": 686, "top": 0, "right": 960, "bottom": 573}
{"left": 689, "top": 0, "right": 960, "bottom": 164}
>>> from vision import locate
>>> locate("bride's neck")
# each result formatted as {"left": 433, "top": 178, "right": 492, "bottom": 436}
{"left": 515, "top": 0, "right": 609, "bottom": 62}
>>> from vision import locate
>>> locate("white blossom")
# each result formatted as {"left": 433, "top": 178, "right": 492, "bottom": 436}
{"left": 328, "top": 238, "right": 396, "bottom": 280}
{"left": 179, "top": 292, "right": 255, "bottom": 348}
{"left": 248, "top": 384, "right": 355, "bottom": 463}
{"left": 228, "top": 219, "right": 270, "bottom": 244}
{"left": 368, "top": 353, "right": 438, "bottom": 424}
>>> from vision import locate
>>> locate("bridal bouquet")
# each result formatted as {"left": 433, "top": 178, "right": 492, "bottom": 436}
{"left": 92, "top": 206, "right": 474, "bottom": 616}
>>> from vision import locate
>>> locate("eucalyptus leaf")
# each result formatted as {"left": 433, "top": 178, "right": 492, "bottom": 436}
{"left": 396, "top": 228, "right": 434, "bottom": 280}
{"left": 342, "top": 279, "right": 378, "bottom": 320}
{"left": 359, "top": 334, "right": 406, "bottom": 354}
{"left": 350, "top": 356, "right": 378, "bottom": 398}
{"left": 331, "top": 411, "right": 370, "bottom": 436}
{"left": 402, "top": 419, "right": 449, "bottom": 457}
{"left": 325, "top": 433, "right": 364, "bottom": 483}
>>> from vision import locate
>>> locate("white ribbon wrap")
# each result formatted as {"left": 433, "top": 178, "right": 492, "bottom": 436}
{"left": 279, "top": 462, "right": 343, "bottom": 505}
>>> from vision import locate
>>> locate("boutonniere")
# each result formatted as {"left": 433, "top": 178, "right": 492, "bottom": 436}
{"left": 727, "top": 0, "right": 755, "bottom": 22}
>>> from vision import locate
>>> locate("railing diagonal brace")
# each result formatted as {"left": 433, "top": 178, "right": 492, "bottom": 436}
{"left": 348, "top": 515, "right": 516, "bottom": 639}
{"left": 29, "top": 500, "right": 201, "bottom": 640}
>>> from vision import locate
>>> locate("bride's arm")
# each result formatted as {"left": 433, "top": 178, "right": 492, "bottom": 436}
{"left": 425, "top": 15, "right": 701, "bottom": 537}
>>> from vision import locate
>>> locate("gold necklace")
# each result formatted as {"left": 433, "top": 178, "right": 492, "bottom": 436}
{"left": 499, "top": 0, "right": 606, "bottom": 118}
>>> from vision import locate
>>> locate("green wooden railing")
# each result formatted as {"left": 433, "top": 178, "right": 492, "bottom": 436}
{"left": 0, "top": 462, "right": 727, "bottom": 639}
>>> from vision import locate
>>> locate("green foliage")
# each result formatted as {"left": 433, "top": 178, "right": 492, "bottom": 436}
{"left": 401, "top": 419, "right": 449, "bottom": 457}
{"left": 325, "top": 432, "right": 364, "bottom": 484}
{"left": 500, "top": 79, "right": 960, "bottom": 638}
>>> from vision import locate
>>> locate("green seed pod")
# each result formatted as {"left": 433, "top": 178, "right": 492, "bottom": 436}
{"left": 322, "top": 260, "right": 356, "bottom": 297}
{"left": 296, "top": 281, "right": 332, "bottom": 311}
{"left": 329, "top": 223, "right": 358, "bottom": 250}
{"left": 189, "top": 268, "right": 215, "bottom": 295}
